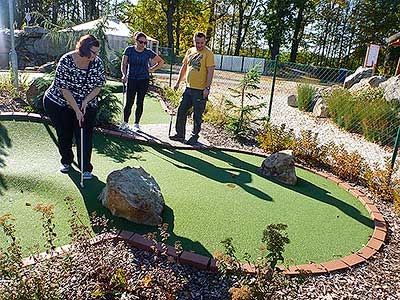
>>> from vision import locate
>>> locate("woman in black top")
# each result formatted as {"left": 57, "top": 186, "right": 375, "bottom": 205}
{"left": 120, "top": 32, "right": 164, "bottom": 132}
{"left": 43, "top": 34, "right": 106, "bottom": 179}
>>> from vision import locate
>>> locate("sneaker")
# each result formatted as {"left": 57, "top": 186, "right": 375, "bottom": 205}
{"left": 82, "top": 171, "right": 93, "bottom": 180}
{"left": 132, "top": 123, "right": 140, "bottom": 132}
{"left": 60, "top": 164, "right": 70, "bottom": 173}
{"left": 186, "top": 136, "right": 198, "bottom": 145}
{"left": 119, "top": 122, "right": 129, "bottom": 131}
{"left": 169, "top": 134, "right": 185, "bottom": 142}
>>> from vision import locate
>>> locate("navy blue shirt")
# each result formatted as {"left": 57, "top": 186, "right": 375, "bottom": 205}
{"left": 123, "top": 46, "right": 157, "bottom": 80}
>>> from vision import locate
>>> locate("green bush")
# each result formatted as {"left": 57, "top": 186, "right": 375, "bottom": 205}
{"left": 27, "top": 73, "right": 120, "bottom": 125}
{"left": 297, "top": 84, "right": 316, "bottom": 111}
{"left": 256, "top": 123, "right": 296, "bottom": 154}
{"left": 203, "top": 97, "right": 228, "bottom": 127}
{"left": 163, "top": 87, "right": 182, "bottom": 109}
{"left": 215, "top": 223, "right": 291, "bottom": 300}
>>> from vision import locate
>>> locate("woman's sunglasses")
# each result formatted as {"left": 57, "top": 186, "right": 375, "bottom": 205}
{"left": 137, "top": 40, "right": 147, "bottom": 45}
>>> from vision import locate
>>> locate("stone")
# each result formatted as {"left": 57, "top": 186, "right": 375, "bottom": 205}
{"left": 344, "top": 66, "right": 373, "bottom": 89}
{"left": 349, "top": 76, "right": 386, "bottom": 94}
{"left": 313, "top": 96, "right": 329, "bottom": 118}
{"left": 99, "top": 166, "right": 165, "bottom": 226}
{"left": 38, "top": 61, "right": 57, "bottom": 73}
{"left": 379, "top": 74, "right": 400, "bottom": 102}
{"left": 259, "top": 150, "right": 297, "bottom": 185}
{"left": 287, "top": 94, "right": 298, "bottom": 107}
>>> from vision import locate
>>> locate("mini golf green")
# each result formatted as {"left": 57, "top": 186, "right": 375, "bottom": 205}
{"left": 0, "top": 118, "right": 374, "bottom": 265}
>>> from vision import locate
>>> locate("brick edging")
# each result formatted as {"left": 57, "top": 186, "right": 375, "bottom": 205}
{"left": 1, "top": 112, "right": 386, "bottom": 275}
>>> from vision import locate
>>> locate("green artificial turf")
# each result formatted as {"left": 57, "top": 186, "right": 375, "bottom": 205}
{"left": 0, "top": 119, "right": 374, "bottom": 265}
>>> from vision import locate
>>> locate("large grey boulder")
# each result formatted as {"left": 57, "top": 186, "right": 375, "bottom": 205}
{"left": 349, "top": 76, "right": 386, "bottom": 94}
{"left": 344, "top": 66, "right": 373, "bottom": 89}
{"left": 99, "top": 166, "right": 165, "bottom": 226}
{"left": 380, "top": 75, "right": 400, "bottom": 102}
{"left": 259, "top": 150, "right": 297, "bottom": 185}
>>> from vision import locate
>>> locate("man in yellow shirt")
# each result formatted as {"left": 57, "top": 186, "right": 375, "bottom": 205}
{"left": 170, "top": 31, "right": 215, "bottom": 145}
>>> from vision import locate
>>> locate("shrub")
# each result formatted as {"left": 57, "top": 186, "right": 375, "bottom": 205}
{"left": 257, "top": 121, "right": 400, "bottom": 203}
{"left": 326, "top": 88, "right": 360, "bottom": 131}
{"left": 96, "top": 86, "right": 122, "bottom": 125}
{"left": 297, "top": 84, "right": 316, "bottom": 112}
{"left": 163, "top": 87, "right": 182, "bottom": 109}
{"left": 328, "top": 144, "right": 368, "bottom": 184}
{"left": 256, "top": 123, "right": 296, "bottom": 154}
{"left": 215, "top": 223, "right": 291, "bottom": 300}
{"left": 294, "top": 130, "right": 329, "bottom": 167}
{"left": 203, "top": 96, "right": 228, "bottom": 127}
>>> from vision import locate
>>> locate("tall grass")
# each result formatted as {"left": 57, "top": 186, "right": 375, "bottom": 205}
{"left": 297, "top": 84, "right": 316, "bottom": 111}
{"left": 326, "top": 87, "right": 400, "bottom": 145}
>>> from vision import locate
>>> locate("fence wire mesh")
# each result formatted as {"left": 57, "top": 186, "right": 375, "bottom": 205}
{"left": 153, "top": 51, "right": 399, "bottom": 172}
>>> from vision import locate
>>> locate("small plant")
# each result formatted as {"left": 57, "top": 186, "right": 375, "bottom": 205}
{"left": 163, "top": 86, "right": 182, "bottom": 109}
{"left": 33, "top": 203, "right": 57, "bottom": 253}
{"left": 256, "top": 123, "right": 296, "bottom": 154}
{"left": 358, "top": 88, "right": 400, "bottom": 145}
{"left": 225, "top": 65, "right": 268, "bottom": 137}
{"left": 294, "top": 130, "right": 329, "bottom": 167}
{"left": 215, "top": 223, "right": 291, "bottom": 300}
{"left": 297, "top": 84, "right": 316, "bottom": 112}
{"left": 203, "top": 96, "right": 228, "bottom": 127}
{"left": 96, "top": 86, "right": 122, "bottom": 125}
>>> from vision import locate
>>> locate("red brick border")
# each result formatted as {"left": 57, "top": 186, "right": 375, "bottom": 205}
{"left": 2, "top": 112, "right": 387, "bottom": 275}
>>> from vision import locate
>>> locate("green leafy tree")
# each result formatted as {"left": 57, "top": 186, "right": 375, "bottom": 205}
{"left": 259, "top": 0, "right": 296, "bottom": 59}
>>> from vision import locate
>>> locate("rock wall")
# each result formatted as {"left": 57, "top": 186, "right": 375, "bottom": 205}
{"left": 0, "top": 26, "right": 67, "bottom": 69}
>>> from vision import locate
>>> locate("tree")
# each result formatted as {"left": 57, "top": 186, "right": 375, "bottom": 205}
{"left": 289, "top": 0, "right": 319, "bottom": 62}
{"left": 259, "top": 0, "right": 295, "bottom": 59}
{"left": 233, "top": 0, "right": 259, "bottom": 56}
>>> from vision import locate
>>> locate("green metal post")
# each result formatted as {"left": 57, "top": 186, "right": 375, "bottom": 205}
{"left": 391, "top": 126, "right": 400, "bottom": 169}
{"left": 267, "top": 54, "right": 279, "bottom": 120}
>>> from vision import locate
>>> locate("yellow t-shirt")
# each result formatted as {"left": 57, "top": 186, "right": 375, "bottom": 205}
{"left": 183, "top": 46, "right": 215, "bottom": 90}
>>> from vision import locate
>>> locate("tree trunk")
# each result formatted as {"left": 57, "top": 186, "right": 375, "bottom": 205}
{"left": 160, "top": 0, "right": 177, "bottom": 53}
{"left": 206, "top": 0, "right": 217, "bottom": 42}
{"left": 289, "top": 4, "right": 305, "bottom": 62}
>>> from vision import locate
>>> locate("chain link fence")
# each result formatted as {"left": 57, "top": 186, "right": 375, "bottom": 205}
{"left": 153, "top": 51, "right": 399, "bottom": 171}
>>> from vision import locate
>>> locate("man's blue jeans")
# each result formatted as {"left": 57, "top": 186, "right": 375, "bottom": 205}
{"left": 175, "top": 87, "right": 207, "bottom": 140}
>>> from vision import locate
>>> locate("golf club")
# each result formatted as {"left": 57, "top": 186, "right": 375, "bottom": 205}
{"left": 168, "top": 111, "right": 174, "bottom": 137}
{"left": 80, "top": 126, "right": 84, "bottom": 188}
{"left": 122, "top": 82, "right": 126, "bottom": 125}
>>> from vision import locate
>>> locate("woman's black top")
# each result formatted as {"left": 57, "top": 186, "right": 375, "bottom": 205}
{"left": 44, "top": 52, "right": 106, "bottom": 108}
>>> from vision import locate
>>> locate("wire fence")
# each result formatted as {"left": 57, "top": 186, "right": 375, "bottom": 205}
{"left": 153, "top": 50, "right": 400, "bottom": 171}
